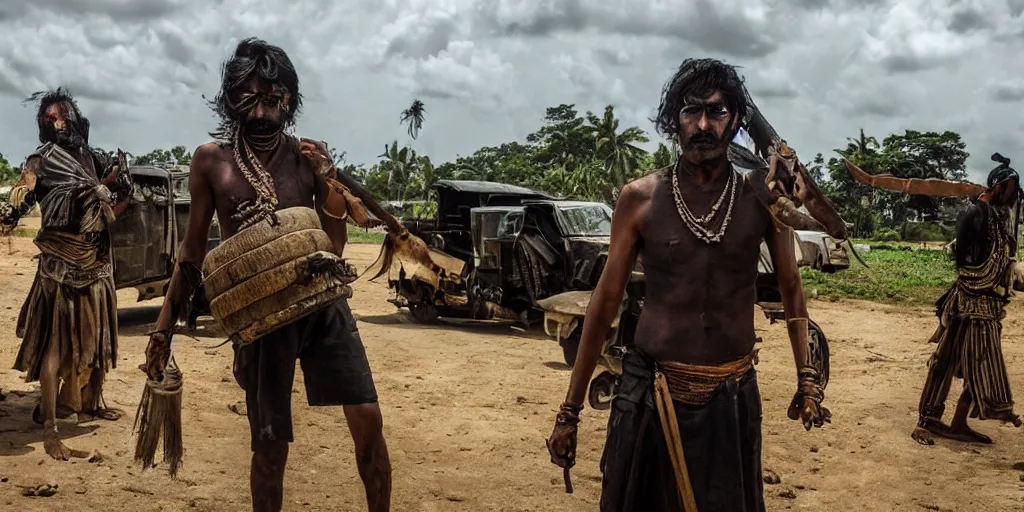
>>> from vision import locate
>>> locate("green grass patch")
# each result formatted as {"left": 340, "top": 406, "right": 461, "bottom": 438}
{"left": 11, "top": 226, "right": 37, "bottom": 238}
{"left": 801, "top": 245, "right": 955, "bottom": 306}
{"left": 347, "top": 225, "right": 385, "bottom": 245}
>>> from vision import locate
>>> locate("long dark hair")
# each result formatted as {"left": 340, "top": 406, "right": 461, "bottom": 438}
{"left": 207, "top": 37, "right": 303, "bottom": 142}
{"left": 25, "top": 87, "right": 90, "bottom": 145}
{"left": 651, "top": 58, "right": 747, "bottom": 141}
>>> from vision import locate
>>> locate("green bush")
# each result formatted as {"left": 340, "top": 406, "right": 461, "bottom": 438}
{"left": 900, "top": 222, "right": 954, "bottom": 242}
{"left": 873, "top": 228, "right": 901, "bottom": 242}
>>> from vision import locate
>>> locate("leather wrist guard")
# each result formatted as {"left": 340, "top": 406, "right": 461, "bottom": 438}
{"left": 797, "top": 365, "right": 824, "bottom": 403}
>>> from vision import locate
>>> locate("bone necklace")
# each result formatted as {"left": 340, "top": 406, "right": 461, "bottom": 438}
{"left": 234, "top": 130, "right": 278, "bottom": 206}
{"left": 671, "top": 164, "right": 738, "bottom": 244}
{"left": 232, "top": 131, "right": 280, "bottom": 229}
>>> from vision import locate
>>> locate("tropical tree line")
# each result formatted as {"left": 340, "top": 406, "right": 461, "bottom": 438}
{"left": 0, "top": 153, "right": 16, "bottom": 185}
{"left": 807, "top": 128, "right": 971, "bottom": 240}
{"left": 0, "top": 98, "right": 979, "bottom": 242}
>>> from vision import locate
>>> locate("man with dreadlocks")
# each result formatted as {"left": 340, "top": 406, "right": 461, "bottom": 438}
{"left": 546, "top": 58, "right": 830, "bottom": 511}
{"left": 907, "top": 154, "right": 1024, "bottom": 444}
{"left": 142, "top": 38, "right": 391, "bottom": 511}
{"left": 4, "top": 87, "right": 133, "bottom": 460}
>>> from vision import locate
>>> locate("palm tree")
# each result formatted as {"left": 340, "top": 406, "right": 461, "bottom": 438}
{"left": 400, "top": 99, "right": 427, "bottom": 140}
{"left": 378, "top": 141, "right": 417, "bottom": 200}
{"left": 653, "top": 143, "right": 674, "bottom": 169}
{"left": 843, "top": 128, "right": 880, "bottom": 166}
{"left": 406, "top": 155, "right": 438, "bottom": 199}
{"left": 586, "top": 105, "right": 650, "bottom": 193}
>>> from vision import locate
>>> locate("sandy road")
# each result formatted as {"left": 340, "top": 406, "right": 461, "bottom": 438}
{"left": 0, "top": 238, "right": 1022, "bottom": 511}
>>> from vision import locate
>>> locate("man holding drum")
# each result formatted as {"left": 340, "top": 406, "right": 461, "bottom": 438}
{"left": 143, "top": 38, "right": 392, "bottom": 512}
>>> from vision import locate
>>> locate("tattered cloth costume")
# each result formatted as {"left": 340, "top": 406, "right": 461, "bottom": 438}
{"left": 13, "top": 142, "right": 124, "bottom": 414}
{"left": 918, "top": 201, "right": 1018, "bottom": 426}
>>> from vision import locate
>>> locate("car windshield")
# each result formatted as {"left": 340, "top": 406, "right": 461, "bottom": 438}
{"left": 558, "top": 203, "right": 613, "bottom": 236}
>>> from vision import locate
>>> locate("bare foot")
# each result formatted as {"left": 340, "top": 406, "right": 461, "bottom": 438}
{"left": 90, "top": 408, "right": 121, "bottom": 421}
{"left": 911, "top": 426, "right": 936, "bottom": 445}
{"left": 945, "top": 424, "right": 993, "bottom": 444}
{"left": 42, "top": 429, "right": 89, "bottom": 461}
{"left": 996, "top": 412, "right": 1022, "bottom": 427}
{"left": 922, "top": 421, "right": 993, "bottom": 444}
{"left": 913, "top": 420, "right": 991, "bottom": 445}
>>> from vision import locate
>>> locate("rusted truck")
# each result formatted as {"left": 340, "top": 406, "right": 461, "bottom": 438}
{"left": 385, "top": 180, "right": 619, "bottom": 325}
{"left": 109, "top": 163, "right": 221, "bottom": 322}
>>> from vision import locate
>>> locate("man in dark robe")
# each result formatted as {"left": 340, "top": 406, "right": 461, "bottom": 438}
{"left": 546, "top": 58, "right": 831, "bottom": 511}
{"left": 8, "top": 88, "right": 132, "bottom": 460}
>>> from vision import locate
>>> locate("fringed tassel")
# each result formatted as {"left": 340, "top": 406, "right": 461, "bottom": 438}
{"left": 133, "top": 355, "right": 184, "bottom": 477}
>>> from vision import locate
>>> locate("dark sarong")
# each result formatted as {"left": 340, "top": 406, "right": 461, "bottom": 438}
{"left": 232, "top": 297, "right": 379, "bottom": 450}
{"left": 600, "top": 350, "right": 765, "bottom": 512}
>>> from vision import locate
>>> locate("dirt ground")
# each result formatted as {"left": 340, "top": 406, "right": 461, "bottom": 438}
{"left": 1, "top": 239, "right": 1023, "bottom": 512}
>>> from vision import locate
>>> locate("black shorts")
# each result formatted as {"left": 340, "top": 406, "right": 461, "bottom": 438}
{"left": 232, "top": 297, "right": 378, "bottom": 449}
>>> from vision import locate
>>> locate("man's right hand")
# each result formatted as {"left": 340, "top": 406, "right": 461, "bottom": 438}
{"left": 144, "top": 331, "right": 172, "bottom": 382}
{"left": 546, "top": 405, "right": 581, "bottom": 468}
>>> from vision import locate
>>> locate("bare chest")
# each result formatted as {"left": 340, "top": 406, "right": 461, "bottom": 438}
{"left": 640, "top": 173, "right": 769, "bottom": 276}
{"left": 208, "top": 146, "right": 317, "bottom": 235}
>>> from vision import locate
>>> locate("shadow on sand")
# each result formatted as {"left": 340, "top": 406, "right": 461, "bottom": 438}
{"left": 115, "top": 305, "right": 224, "bottom": 339}
{"left": 354, "top": 311, "right": 551, "bottom": 340}
{"left": 0, "top": 389, "right": 102, "bottom": 457}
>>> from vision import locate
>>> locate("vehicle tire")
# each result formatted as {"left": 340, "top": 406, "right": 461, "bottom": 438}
{"left": 587, "top": 371, "right": 617, "bottom": 411}
{"left": 409, "top": 303, "right": 440, "bottom": 323}
{"left": 561, "top": 331, "right": 581, "bottom": 368}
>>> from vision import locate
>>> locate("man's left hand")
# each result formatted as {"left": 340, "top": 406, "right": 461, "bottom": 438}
{"left": 788, "top": 391, "right": 831, "bottom": 430}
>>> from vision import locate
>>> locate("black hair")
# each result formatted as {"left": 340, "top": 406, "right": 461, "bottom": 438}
{"left": 651, "top": 58, "right": 748, "bottom": 140}
{"left": 207, "top": 37, "right": 303, "bottom": 141}
{"left": 25, "top": 87, "right": 89, "bottom": 145}
{"left": 988, "top": 152, "right": 1021, "bottom": 197}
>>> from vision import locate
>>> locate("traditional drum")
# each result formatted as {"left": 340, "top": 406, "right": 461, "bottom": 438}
{"left": 202, "top": 206, "right": 357, "bottom": 345}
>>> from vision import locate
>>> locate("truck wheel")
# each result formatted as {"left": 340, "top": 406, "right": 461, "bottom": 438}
{"left": 587, "top": 371, "right": 617, "bottom": 411}
{"left": 561, "top": 331, "right": 581, "bottom": 368}
{"left": 409, "top": 303, "right": 440, "bottom": 323}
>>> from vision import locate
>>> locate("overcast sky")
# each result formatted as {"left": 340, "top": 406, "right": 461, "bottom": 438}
{"left": 1, "top": 0, "right": 1022, "bottom": 183}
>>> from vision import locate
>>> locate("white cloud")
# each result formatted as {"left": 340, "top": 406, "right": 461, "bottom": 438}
{"left": 0, "top": 0, "right": 1021, "bottom": 182}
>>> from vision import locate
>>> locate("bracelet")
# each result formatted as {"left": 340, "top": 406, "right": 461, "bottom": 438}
{"left": 796, "top": 365, "right": 824, "bottom": 403}
{"left": 556, "top": 401, "right": 582, "bottom": 426}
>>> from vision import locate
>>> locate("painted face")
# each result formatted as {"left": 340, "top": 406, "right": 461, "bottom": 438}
{"left": 39, "top": 101, "right": 86, "bottom": 148}
{"left": 43, "top": 103, "right": 67, "bottom": 131}
{"left": 234, "top": 79, "right": 291, "bottom": 136}
{"left": 677, "top": 90, "right": 738, "bottom": 165}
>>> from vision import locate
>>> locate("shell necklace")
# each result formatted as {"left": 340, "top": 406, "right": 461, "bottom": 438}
{"left": 671, "top": 164, "right": 738, "bottom": 244}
